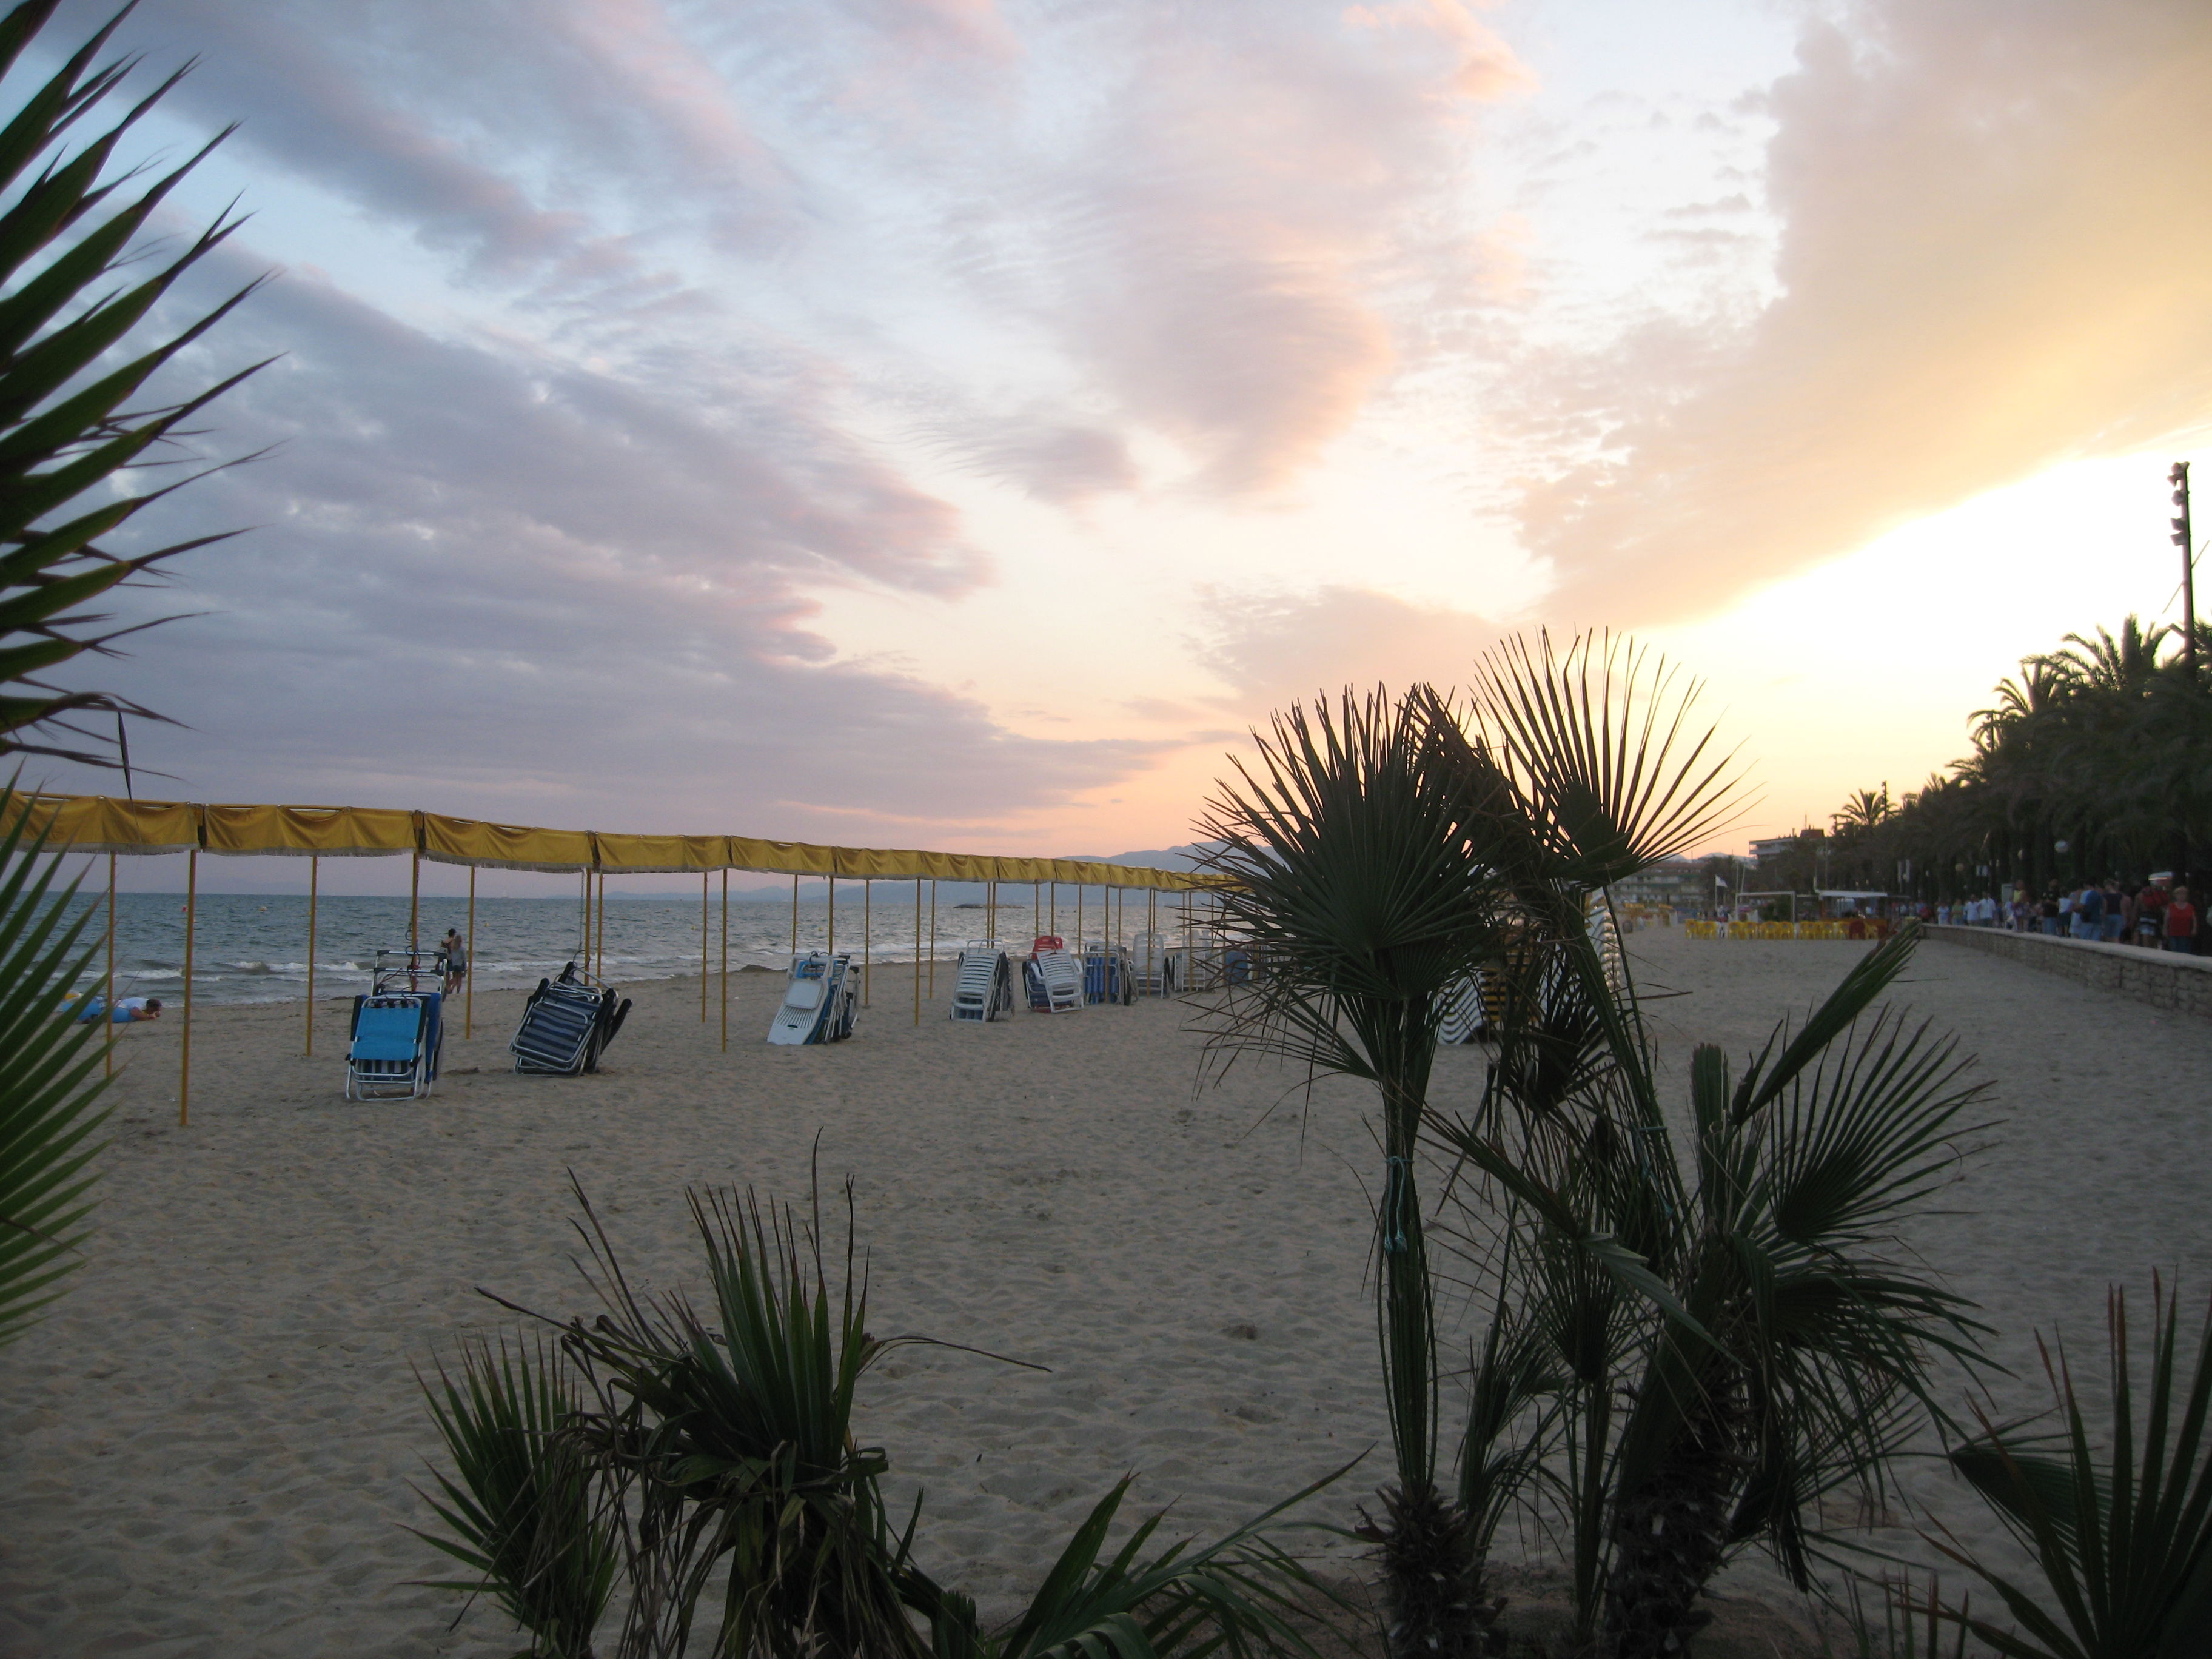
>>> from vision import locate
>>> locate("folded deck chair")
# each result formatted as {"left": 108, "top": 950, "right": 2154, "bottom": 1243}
{"left": 1082, "top": 945, "right": 1135, "bottom": 1005}
{"left": 511, "top": 967, "right": 631, "bottom": 1075}
{"left": 346, "top": 992, "right": 442, "bottom": 1100}
{"left": 1438, "top": 972, "right": 1487, "bottom": 1045}
{"left": 1030, "top": 943, "right": 1084, "bottom": 1013}
{"left": 950, "top": 947, "right": 1015, "bottom": 1022}
{"left": 767, "top": 952, "right": 857, "bottom": 1045}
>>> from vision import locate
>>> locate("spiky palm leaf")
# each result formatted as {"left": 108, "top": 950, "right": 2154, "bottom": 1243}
{"left": 411, "top": 1335, "right": 617, "bottom": 1659}
{"left": 0, "top": 777, "right": 109, "bottom": 1344}
{"left": 0, "top": 0, "right": 269, "bottom": 765}
{"left": 1934, "top": 1282, "right": 2212, "bottom": 1659}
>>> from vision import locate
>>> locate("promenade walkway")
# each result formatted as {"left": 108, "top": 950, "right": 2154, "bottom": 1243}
{"left": 1926, "top": 922, "right": 2212, "bottom": 1021}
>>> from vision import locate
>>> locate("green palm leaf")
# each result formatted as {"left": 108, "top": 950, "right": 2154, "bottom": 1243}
{"left": 0, "top": 776, "right": 109, "bottom": 1345}
{"left": 0, "top": 0, "right": 267, "bottom": 768}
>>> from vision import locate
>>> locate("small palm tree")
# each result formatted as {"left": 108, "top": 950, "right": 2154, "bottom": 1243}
{"left": 1934, "top": 1280, "right": 2212, "bottom": 1659}
{"left": 1193, "top": 685, "right": 1515, "bottom": 1657}
{"left": 1437, "top": 927, "right": 1996, "bottom": 1657}
{"left": 1193, "top": 634, "right": 1742, "bottom": 1657}
{"left": 421, "top": 1178, "right": 1345, "bottom": 1659}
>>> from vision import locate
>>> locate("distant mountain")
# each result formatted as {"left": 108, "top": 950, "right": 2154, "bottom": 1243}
{"left": 1065, "top": 842, "right": 1221, "bottom": 873}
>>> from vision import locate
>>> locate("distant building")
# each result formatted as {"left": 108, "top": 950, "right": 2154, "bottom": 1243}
{"left": 1610, "top": 857, "right": 1706, "bottom": 910}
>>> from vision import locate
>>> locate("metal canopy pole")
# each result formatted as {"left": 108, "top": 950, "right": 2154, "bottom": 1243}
{"left": 700, "top": 871, "right": 709, "bottom": 1022}
{"left": 720, "top": 869, "right": 729, "bottom": 1053}
{"left": 912, "top": 877, "right": 922, "bottom": 1025}
{"left": 828, "top": 875, "right": 836, "bottom": 956}
{"left": 305, "top": 854, "right": 318, "bottom": 1055}
{"left": 409, "top": 849, "right": 420, "bottom": 959}
{"left": 464, "top": 864, "right": 475, "bottom": 1039}
{"left": 789, "top": 873, "right": 798, "bottom": 959}
{"left": 863, "top": 879, "right": 871, "bottom": 1006}
{"left": 104, "top": 853, "right": 115, "bottom": 1076}
{"left": 928, "top": 880, "right": 937, "bottom": 997}
{"left": 179, "top": 847, "right": 196, "bottom": 1128}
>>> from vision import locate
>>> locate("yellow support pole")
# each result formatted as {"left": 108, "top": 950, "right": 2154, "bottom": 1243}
{"left": 1147, "top": 888, "right": 1156, "bottom": 996}
{"left": 701, "top": 871, "right": 709, "bottom": 1022}
{"left": 1035, "top": 880, "right": 1042, "bottom": 940}
{"left": 464, "top": 863, "right": 475, "bottom": 1039}
{"left": 863, "top": 879, "right": 871, "bottom": 1007}
{"left": 828, "top": 875, "right": 836, "bottom": 956}
{"left": 912, "top": 877, "right": 921, "bottom": 1025}
{"left": 102, "top": 853, "right": 116, "bottom": 1076}
{"left": 928, "top": 880, "right": 937, "bottom": 998}
{"left": 409, "top": 849, "right": 420, "bottom": 960}
{"left": 305, "top": 854, "right": 318, "bottom": 1056}
{"left": 789, "top": 873, "right": 798, "bottom": 959}
{"left": 595, "top": 871, "right": 606, "bottom": 981}
{"left": 1049, "top": 880, "right": 1056, "bottom": 935}
{"left": 719, "top": 869, "right": 729, "bottom": 1053}
{"left": 180, "top": 847, "right": 196, "bottom": 1128}
{"left": 1076, "top": 883, "right": 1084, "bottom": 957}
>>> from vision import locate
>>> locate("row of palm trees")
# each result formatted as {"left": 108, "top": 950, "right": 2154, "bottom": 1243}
{"left": 1820, "top": 617, "right": 2212, "bottom": 900}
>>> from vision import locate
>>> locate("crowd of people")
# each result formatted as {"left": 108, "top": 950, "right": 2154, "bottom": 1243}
{"left": 1939, "top": 878, "right": 2200, "bottom": 954}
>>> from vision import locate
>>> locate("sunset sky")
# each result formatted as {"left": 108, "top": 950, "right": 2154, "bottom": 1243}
{"left": 26, "top": 0, "right": 2212, "bottom": 883}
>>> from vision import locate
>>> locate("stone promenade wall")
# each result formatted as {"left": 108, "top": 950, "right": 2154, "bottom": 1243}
{"left": 1926, "top": 924, "right": 2212, "bottom": 1021}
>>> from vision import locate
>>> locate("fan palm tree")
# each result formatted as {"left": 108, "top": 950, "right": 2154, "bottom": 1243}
{"left": 1193, "top": 685, "right": 1520, "bottom": 1657}
{"left": 1193, "top": 634, "right": 1742, "bottom": 1656}
{"left": 1435, "top": 928, "right": 1995, "bottom": 1658}
{"left": 0, "top": 0, "right": 268, "bottom": 767}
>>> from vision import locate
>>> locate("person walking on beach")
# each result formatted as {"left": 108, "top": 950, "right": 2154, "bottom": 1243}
{"left": 2102, "top": 880, "right": 2126, "bottom": 942}
{"left": 2165, "top": 886, "right": 2199, "bottom": 956}
{"left": 441, "top": 928, "right": 469, "bottom": 996}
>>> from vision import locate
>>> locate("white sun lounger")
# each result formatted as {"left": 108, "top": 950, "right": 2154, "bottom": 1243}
{"left": 1034, "top": 946, "right": 1083, "bottom": 1013}
{"left": 951, "top": 946, "right": 1015, "bottom": 1022}
{"left": 768, "top": 952, "right": 857, "bottom": 1045}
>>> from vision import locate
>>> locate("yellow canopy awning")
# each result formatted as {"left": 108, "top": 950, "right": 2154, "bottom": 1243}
{"left": 1, "top": 794, "right": 201, "bottom": 854}
{"left": 9, "top": 793, "right": 1228, "bottom": 888}
{"left": 420, "top": 814, "right": 594, "bottom": 872}
{"left": 202, "top": 803, "right": 418, "bottom": 856}
{"left": 591, "top": 833, "right": 729, "bottom": 874}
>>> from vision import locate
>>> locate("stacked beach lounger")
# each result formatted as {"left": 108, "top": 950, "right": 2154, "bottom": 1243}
{"left": 1082, "top": 943, "right": 1135, "bottom": 1005}
{"left": 767, "top": 952, "right": 859, "bottom": 1045}
{"left": 511, "top": 965, "right": 632, "bottom": 1075}
{"left": 1023, "top": 936, "right": 1084, "bottom": 1013}
{"left": 951, "top": 945, "right": 1016, "bottom": 1022}
{"left": 346, "top": 947, "right": 447, "bottom": 1100}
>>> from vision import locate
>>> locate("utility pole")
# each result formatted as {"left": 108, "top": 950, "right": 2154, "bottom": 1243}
{"left": 2174, "top": 461, "right": 2196, "bottom": 680}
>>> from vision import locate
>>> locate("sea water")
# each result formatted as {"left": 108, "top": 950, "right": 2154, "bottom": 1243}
{"left": 47, "top": 890, "right": 1170, "bottom": 1007}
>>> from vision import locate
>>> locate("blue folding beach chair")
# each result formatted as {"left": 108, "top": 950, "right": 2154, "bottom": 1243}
{"left": 346, "top": 992, "right": 443, "bottom": 1100}
{"left": 511, "top": 963, "right": 632, "bottom": 1075}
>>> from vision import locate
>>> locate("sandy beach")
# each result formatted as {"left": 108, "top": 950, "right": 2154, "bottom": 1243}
{"left": 4, "top": 930, "right": 2211, "bottom": 1656}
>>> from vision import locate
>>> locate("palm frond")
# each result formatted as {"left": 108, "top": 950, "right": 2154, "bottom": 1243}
{"left": 0, "top": 776, "right": 108, "bottom": 1345}
{"left": 0, "top": 0, "right": 267, "bottom": 764}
